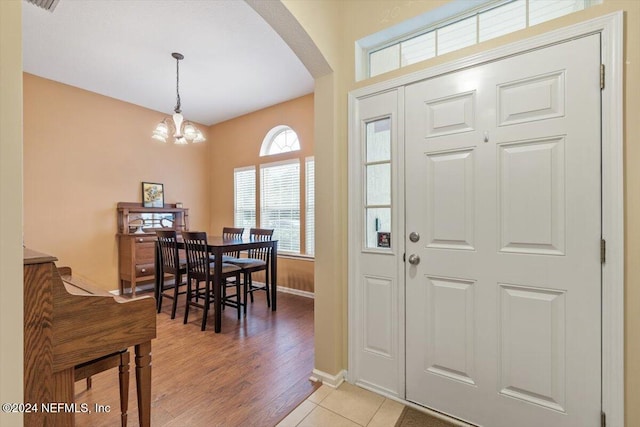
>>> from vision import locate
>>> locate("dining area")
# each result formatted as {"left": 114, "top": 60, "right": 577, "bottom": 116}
{"left": 63, "top": 203, "right": 316, "bottom": 426}
{"left": 73, "top": 254, "right": 315, "bottom": 427}
{"left": 154, "top": 227, "right": 278, "bottom": 333}
{"left": 21, "top": 74, "right": 317, "bottom": 423}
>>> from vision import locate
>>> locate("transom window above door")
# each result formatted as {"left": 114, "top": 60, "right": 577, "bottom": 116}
{"left": 357, "top": 0, "right": 602, "bottom": 80}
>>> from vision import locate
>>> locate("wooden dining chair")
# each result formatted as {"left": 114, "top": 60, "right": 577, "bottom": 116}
{"left": 220, "top": 227, "right": 245, "bottom": 310}
{"left": 227, "top": 228, "right": 274, "bottom": 308}
{"left": 156, "top": 230, "right": 187, "bottom": 319}
{"left": 182, "top": 231, "right": 242, "bottom": 330}
{"left": 221, "top": 227, "right": 244, "bottom": 262}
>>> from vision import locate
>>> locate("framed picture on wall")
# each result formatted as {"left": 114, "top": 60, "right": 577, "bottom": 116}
{"left": 142, "top": 182, "right": 164, "bottom": 208}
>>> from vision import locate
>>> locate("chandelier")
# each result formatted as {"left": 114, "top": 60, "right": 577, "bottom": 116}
{"left": 152, "top": 52, "right": 206, "bottom": 144}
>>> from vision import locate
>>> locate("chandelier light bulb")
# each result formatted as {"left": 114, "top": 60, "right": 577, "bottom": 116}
{"left": 152, "top": 119, "right": 169, "bottom": 142}
{"left": 193, "top": 129, "right": 206, "bottom": 143}
{"left": 183, "top": 122, "right": 197, "bottom": 140}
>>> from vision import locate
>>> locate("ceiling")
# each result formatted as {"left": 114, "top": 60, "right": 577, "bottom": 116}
{"left": 22, "top": 0, "right": 315, "bottom": 126}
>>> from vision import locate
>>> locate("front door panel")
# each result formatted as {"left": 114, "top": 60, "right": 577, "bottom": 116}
{"left": 405, "top": 34, "right": 602, "bottom": 427}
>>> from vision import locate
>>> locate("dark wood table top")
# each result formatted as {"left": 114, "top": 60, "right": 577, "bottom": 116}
{"left": 175, "top": 235, "right": 277, "bottom": 248}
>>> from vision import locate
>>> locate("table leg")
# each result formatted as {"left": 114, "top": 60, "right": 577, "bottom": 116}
{"left": 135, "top": 341, "right": 152, "bottom": 427}
{"left": 214, "top": 247, "right": 223, "bottom": 333}
{"left": 271, "top": 242, "right": 277, "bottom": 311}
{"left": 118, "top": 351, "right": 130, "bottom": 427}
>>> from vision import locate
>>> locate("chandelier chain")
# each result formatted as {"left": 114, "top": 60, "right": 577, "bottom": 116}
{"left": 175, "top": 55, "right": 181, "bottom": 114}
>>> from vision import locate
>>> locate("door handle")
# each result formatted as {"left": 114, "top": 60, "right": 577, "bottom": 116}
{"left": 408, "top": 254, "right": 420, "bottom": 265}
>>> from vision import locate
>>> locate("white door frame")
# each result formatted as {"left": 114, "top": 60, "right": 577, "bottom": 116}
{"left": 348, "top": 12, "right": 623, "bottom": 426}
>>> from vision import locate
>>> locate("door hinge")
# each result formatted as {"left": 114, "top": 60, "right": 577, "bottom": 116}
{"left": 403, "top": 253, "right": 406, "bottom": 262}
{"left": 600, "top": 64, "right": 605, "bottom": 90}
{"left": 601, "top": 239, "right": 606, "bottom": 264}
{"left": 601, "top": 411, "right": 606, "bottom": 427}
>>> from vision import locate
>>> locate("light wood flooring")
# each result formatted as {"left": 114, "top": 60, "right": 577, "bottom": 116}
{"left": 74, "top": 290, "right": 318, "bottom": 427}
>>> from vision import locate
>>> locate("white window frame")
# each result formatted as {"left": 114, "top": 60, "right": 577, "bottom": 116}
{"left": 363, "top": 118, "right": 393, "bottom": 252}
{"left": 305, "top": 156, "right": 315, "bottom": 256}
{"left": 260, "top": 125, "right": 301, "bottom": 156}
{"left": 358, "top": 0, "right": 603, "bottom": 80}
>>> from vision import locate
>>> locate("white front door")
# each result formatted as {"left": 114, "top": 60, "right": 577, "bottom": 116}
{"left": 405, "top": 35, "right": 602, "bottom": 427}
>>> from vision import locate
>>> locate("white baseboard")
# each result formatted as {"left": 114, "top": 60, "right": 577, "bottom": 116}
{"left": 310, "top": 369, "right": 347, "bottom": 388}
{"left": 247, "top": 280, "right": 315, "bottom": 298}
{"left": 112, "top": 283, "right": 315, "bottom": 300}
{"left": 277, "top": 285, "right": 314, "bottom": 299}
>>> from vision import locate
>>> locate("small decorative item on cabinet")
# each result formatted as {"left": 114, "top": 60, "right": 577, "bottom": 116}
{"left": 116, "top": 202, "right": 189, "bottom": 297}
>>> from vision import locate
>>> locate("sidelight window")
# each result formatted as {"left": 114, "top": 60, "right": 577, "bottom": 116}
{"left": 364, "top": 118, "right": 392, "bottom": 250}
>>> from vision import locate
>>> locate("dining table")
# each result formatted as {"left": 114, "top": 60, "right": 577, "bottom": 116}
{"left": 154, "top": 234, "right": 278, "bottom": 333}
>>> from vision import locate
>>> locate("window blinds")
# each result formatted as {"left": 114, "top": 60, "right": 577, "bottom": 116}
{"left": 234, "top": 166, "right": 256, "bottom": 237}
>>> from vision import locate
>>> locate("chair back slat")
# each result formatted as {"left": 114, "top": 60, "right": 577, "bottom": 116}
{"left": 222, "top": 227, "right": 244, "bottom": 239}
{"left": 222, "top": 227, "right": 244, "bottom": 258}
{"left": 182, "top": 231, "right": 210, "bottom": 282}
{"left": 156, "top": 230, "right": 180, "bottom": 275}
{"left": 248, "top": 228, "right": 274, "bottom": 261}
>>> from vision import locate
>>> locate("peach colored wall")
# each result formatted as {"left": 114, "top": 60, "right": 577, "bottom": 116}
{"left": 23, "top": 73, "right": 210, "bottom": 291}
{"left": 208, "top": 94, "right": 315, "bottom": 293}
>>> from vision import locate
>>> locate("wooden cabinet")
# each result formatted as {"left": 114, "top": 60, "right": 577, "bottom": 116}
{"left": 118, "top": 234, "right": 156, "bottom": 296}
{"left": 117, "top": 202, "right": 188, "bottom": 296}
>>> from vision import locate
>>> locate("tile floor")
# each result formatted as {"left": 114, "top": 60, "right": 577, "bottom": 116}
{"left": 276, "top": 382, "right": 405, "bottom": 427}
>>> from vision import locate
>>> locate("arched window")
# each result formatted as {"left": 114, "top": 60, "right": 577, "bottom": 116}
{"left": 234, "top": 124, "right": 314, "bottom": 255}
{"left": 260, "top": 125, "right": 300, "bottom": 156}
